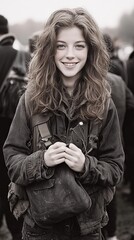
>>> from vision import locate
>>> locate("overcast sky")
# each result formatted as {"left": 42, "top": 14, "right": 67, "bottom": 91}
{"left": 1, "top": 0, "right": 134, "bottom": 28}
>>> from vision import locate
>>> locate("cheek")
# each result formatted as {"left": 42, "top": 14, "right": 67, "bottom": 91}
{"left": 55, "top": 55, "right": 63, "bottom": 69}
{"left": 83, "top": 50, "right": 88, "bottom": 60}
{"left": 55, "top": 51, "right": 64, "bottom": 61}
{"left": 77, "top": 50, "right": 88, "bottom": 61}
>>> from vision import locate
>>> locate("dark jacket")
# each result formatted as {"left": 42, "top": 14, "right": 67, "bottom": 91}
{"left": 3, "top": 93, "right": 124, "bottom": 235}
{"left": 0, "top": 33, "right": 17, "bottom": 87}
{"left": 127, "top": 50, "right": 134, "bottom": 94}
{"left": 110, "top": 56, "right": 126, "bottom": 82}
{"left": 0, "top": 33, "right": 17, "bottom": 196}
{"left": 107, "top": 72, "right": 134, "bottom": 130}
{"left": 107, "top": 72, "right": 134, "bottom": 156}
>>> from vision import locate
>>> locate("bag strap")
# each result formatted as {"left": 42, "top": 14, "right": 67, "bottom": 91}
{"left": 38, "top": 123, "right": 52, "bottom": 148}
{"left": 32, "top": 114, "right": 52, "bottom": 148}
{"left": 30, "top": 97, "right": 111, "bottom": 151}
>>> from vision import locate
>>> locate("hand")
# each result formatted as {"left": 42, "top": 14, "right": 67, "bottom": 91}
{"left": 44, "top": 142, "right": 66, "bottom": 167}
{"left": 64, "top": 143, "right": 85, "bottom": 172}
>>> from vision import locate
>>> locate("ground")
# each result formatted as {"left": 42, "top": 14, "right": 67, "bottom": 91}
{"left": 0, "top": 185, "right": 134, "bottom": 240}
{"left": 116, "top": 185, "right": 134, "bottom": 240}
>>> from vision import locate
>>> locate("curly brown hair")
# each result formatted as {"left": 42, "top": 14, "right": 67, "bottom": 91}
{"left": 26, "top": 7, "right": 111, "bottom": 120}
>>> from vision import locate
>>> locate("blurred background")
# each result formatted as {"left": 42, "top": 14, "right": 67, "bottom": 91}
{"left": 1, "top": 0, "right": 134, "bottom": 60}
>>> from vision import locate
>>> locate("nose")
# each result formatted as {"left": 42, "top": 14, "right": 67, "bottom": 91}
{"left": 66, "top": 46, "right": 75, "bottom": 59}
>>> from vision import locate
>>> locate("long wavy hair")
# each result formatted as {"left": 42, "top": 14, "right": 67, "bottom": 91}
{"left": 26, "top": 7, "right": 111, "bottom": 120}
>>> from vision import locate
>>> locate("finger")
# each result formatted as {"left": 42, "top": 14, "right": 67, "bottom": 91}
{"left": 54, "top": 158, "right": 65, "bottom": 165}
{"left": 69, "top": 143, "right": 79, "bottom": 151}
{"left": 49, "top": 142, "right": 66, "bottom": 149}
{"left": 65, "top": 146, "right": 80, "bottom": 157}
{"left": 64, "top": 159, "right": 74, "bottom": 168}
{"left": 64, "top": 153, "right": 76, "bottom": 162}
{"left": 68, "top": 144, "right": 82, "bottom": 156}
{"left": 54, "top": 152, "right": 66, "bottom": 160}
{"left": 49, "top": 144, "right": 66, "bottom": 154}
{"left": 65, "top": 147, "right": 74, "bottom": 155}
{"left": 53, "top": 145, "right": 66, "bottom": 154}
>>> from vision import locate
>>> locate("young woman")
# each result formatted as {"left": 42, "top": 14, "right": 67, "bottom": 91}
{"left": 3, "top": 8, "right": 124, "bottom": 240}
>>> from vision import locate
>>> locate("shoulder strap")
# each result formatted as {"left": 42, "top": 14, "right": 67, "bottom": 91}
{"left": 30, "top": 98, "right": 111, "bottom": 151}
{"left": 32, "top": 114, "right": 52, "bottom": 148}
{"left": 38, "top": 123, "right": 52, "bottom": 148}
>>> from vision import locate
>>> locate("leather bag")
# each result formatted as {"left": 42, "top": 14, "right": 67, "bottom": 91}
{"left": 26, "top": 163, "right": 91, "bottom": 227}
{"left": 26, "top": 114, "right": 91, "bottom": 226}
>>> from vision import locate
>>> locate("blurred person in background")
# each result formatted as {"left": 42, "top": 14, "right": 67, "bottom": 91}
{"left": 103, "top": 33, "right": 134, "bottom": 240}
{"left": 28, "top": 30, "right": 42, "bottom": 58}
{"left": 127, "top": 41, "right": 134, "bottom": 96}
{"left": 103, "top": 34, "right": 127, "bottom": 83}
{"left": 0, "top": 14, "right": 23, "bottom": 240}
{"left": 124, "top": 41, "right": 134, "bottom": 203}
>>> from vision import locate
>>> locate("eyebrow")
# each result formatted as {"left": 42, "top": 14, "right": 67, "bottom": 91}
{"left": 56, "top": 40, "right": 86, "bottom": 43}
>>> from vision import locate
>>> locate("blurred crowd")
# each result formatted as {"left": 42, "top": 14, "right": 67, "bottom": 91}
{"left": 0, "top": 14, "right": 134, "bottom": 240}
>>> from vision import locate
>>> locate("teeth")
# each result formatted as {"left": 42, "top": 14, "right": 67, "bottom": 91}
{"left": 64, "top": 63, "right": 76, "bottom": 66}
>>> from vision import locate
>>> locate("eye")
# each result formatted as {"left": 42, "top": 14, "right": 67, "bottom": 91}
{"left": 75, "top": 44, "right": 86, "bottom": 50}
{"left": 56, "top": 44, "right": 66, "bottom": 50}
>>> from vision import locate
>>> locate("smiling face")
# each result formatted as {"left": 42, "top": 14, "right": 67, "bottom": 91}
{"left": 55, "top": 26, "right": 88, "bottom": 94}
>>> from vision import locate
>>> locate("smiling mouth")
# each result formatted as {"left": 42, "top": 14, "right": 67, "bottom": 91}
{"left": 62, "top": 62, "right": 78, "bottom": 67}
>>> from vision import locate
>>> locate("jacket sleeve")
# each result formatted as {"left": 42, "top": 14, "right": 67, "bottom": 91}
{"left": 3, "top": 94, "right": 54, "bottom": 186}
{"left": 79, "top": 98, "right": 125, "bottom": 187}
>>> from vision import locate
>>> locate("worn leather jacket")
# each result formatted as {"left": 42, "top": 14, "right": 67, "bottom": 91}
{"left": 3, "top": 93, "right": 124, "bottom": 235}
